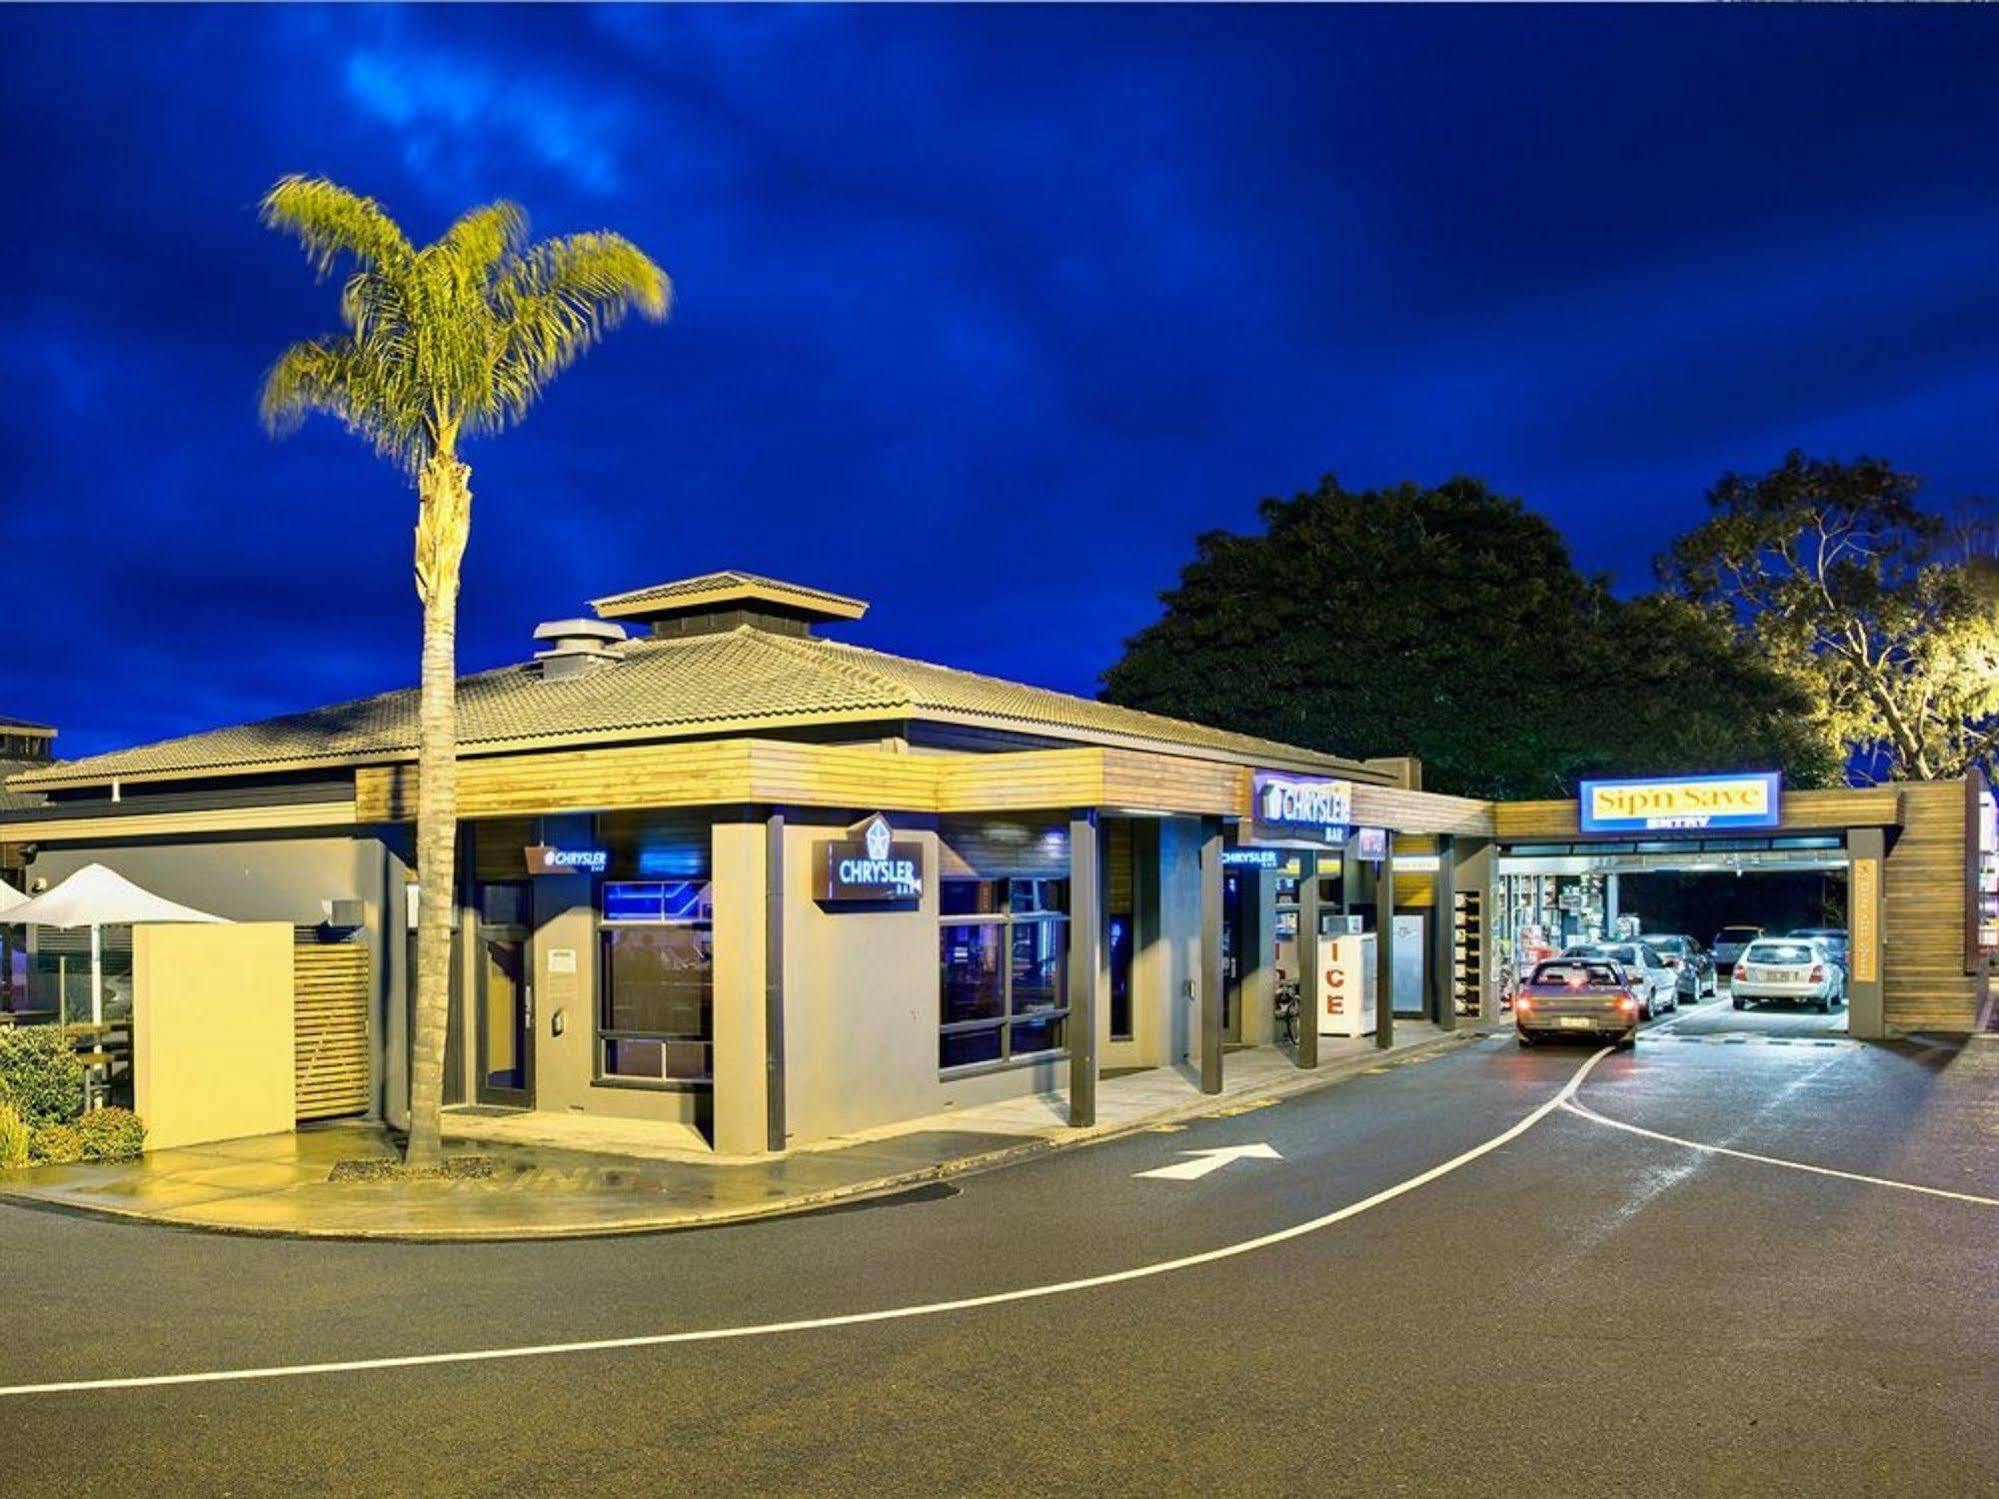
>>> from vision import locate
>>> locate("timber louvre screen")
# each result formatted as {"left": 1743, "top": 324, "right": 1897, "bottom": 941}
{"left": 294, "top": 939, "right": 371, "bottom": 1120}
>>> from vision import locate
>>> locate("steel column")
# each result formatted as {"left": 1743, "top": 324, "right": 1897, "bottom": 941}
{"left": 1068, "top": 810, "right": 1100, "bottom": 1127}
{"left": 1296, "top": 850, "right": 1320, "bottom": 1068}
{"left": 1200, "top": 818, "right": 1225, "bottom": 1094}
{"left": 1432, "top": 834, "right": 1457, "bottom": 1030}
{"left": 1375, "top": 832, "right": 1396, "bottom": 1050}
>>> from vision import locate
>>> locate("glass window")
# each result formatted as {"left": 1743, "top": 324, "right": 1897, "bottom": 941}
{"left": 1108, "top": 915, "right": 1134, "bottom": 1042}
{"left": 599, "top": 889, "right": 713, "bottom": 1084}
{"left": 941, "top": 925, "right": 1006, "bottom": 1025}
{"left": 938, "top": 879, "right": 1070, "bottom": 1070}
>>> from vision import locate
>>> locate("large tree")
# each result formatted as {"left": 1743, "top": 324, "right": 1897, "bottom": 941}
{"left": 1662, "top": 452, "right": 1999, "bottom": 782}
{"left": 1103, "top": 475, "right": 1836, "bottom": 799}
{"left": 259, "top": 178, "right": 669, "bottom": 1164}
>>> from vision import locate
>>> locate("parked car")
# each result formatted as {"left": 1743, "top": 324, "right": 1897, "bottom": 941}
{"left": 1731, "top": 938, "right": 1847, "bottom": 1013}
{"left": 1788, "top": 927, "right": 1850, "bottom": 964}
{"left": 1515, "top": 958, "right": 1642, "bottom": 1047}
{"left": 1563, "top": 941, "right": 1677, "bottom": 1019}
{"left": 1645, "top": 934, "right": 1717, "bottom": 1001}
{"left": 1712, "top": 925, "right": 1763, "bottom": 974}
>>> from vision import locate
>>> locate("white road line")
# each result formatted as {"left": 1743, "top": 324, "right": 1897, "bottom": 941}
{"left": 1559, "top": 1099, "right": 1999, "bottom": 1207}
{"left": 0, "top": 1049, "right": 1619, "bottom": 1400}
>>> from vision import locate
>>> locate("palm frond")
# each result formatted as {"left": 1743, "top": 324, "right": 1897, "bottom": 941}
{"left": 437, "top": 201, "right": 529, "bottom": 282}
{"left": 482, "top": 232, "right": 671, "bottom": 428}
{"left": 261, "top": 175, "right": 413, "bottom": 278}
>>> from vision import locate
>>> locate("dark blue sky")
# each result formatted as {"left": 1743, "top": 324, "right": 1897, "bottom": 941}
{"left": 6, "top": 6, "right": 1999, "bottom": 758}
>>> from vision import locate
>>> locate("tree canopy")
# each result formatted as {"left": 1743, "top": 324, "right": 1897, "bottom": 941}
{"left": 1101, "top": 475, "right": 1840, "bottom": 799}
{"left": 1661, "top": 451, "right": 1999, "bottom": 783}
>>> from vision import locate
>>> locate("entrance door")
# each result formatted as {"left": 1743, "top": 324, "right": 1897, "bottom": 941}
{"left": 1221, "top": 871, "right": 1246, "bottom": 1042}
{"left": 476, "top": 931, "right": 533, "bottom": 1107}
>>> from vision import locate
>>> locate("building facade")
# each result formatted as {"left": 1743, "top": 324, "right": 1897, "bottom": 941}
{"left": 0, "top": 575, "right": 1987, "bottom": 1154}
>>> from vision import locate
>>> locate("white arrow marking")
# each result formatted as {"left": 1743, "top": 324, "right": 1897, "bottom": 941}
{"left": 1134, "top": 1143, "right": 1283, "bottom": 1181}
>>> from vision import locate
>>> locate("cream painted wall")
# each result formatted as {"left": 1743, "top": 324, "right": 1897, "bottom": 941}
{"left": 780, "top": 820, "right": 1071, "bottom": 1146}
{"left": 709, "top": 820, "right": 768, "bottom": 1154}
{"left": 526, "top": 817, "right": 699, "bottom": 1130}
{"left": 133, "top": 922, "right": 294, "bottom": 1150}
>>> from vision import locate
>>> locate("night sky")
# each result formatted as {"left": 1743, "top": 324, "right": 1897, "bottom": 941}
{"left": 7, "top": 7, "right": 1999, "bottom": 759}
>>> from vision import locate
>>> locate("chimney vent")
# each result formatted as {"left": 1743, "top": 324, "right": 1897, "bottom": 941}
{"left": 534, "top": 618, "right": 627, "bottom": 681}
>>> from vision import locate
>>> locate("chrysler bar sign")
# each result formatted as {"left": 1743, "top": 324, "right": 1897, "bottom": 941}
{"left": 1579, "top": 772, "right": 1783, "bottom": 834}
{"left": 525, "top": 844, "right": 610, "bottom": 875}
{"left": 1247, "top": 771, "right": 1353, "bottom": 847}
{"left": 816, "top": 814, "right": 924, "bottom": 902}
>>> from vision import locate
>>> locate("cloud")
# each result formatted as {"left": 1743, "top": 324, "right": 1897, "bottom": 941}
{"left": 343, "top": 42, "right": 628, "bottom": 195}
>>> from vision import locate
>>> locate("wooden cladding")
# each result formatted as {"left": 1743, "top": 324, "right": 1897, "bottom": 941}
{"left": 354, "top": 737, "right": 1496, "bottom": 838}
{"left": 1881, "top": 780, "right": 1980, "bottom": 1033}
{"left": 1494, "top": 786, "right": 1903, "bottom": 841}
{"left": 294, "top": 940, "right": 370, "bottom": 1121}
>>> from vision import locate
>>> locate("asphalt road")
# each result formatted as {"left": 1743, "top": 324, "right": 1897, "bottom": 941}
{"left": 0, "top": 1019, "right": 1992, "bottom": 1498}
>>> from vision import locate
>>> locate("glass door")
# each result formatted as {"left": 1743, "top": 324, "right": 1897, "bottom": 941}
{"left": 476, "top": 920, "right": 533, "bottom": 1108}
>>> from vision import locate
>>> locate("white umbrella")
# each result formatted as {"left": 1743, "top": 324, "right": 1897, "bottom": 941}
{"left": 0, "top": 864, "right": 225, "bottom": 1025}
{"left": 0, "top": 880, "right": 28, "bottom": 913}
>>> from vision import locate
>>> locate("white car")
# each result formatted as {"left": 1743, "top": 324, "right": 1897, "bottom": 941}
{"left": 1562, "top": 941, "right": 1677, "bottom": 1020}
{"left": 1731, "top": 938, "right": 1846, "bottom": 1013}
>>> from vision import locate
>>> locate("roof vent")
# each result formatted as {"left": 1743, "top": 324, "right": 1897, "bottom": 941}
{"left": 533, "top": 618, "right": 627, "bottom": 681}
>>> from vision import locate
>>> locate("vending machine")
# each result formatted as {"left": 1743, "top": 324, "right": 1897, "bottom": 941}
{"left": 1316, "top": 931, "right": 1378, "bottom": 1038}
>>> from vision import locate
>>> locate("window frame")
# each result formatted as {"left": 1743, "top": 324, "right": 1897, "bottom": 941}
{"left": 939, "top": 877, "right": 1072, "bottom": 1075}
{"left": 595, "top": 878, "right": 715, "bottom": 1091}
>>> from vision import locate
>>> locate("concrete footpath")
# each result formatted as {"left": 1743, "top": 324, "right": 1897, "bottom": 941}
{"left": 0, "top": 1021, "right": 1496, "bottom": 1241}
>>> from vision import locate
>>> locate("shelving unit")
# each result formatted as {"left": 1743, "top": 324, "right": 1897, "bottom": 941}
{"left": 1453, "top": 888, "right": 1484, "bottom": 1015}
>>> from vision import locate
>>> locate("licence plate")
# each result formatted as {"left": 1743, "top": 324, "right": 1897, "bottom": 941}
{"left": 1559, "top": 1016, "right": 1594, "bottom": 1030}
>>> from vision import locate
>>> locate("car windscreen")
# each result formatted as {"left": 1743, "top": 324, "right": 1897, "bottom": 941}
{"left": 1649, "top": 936, "right": 1690, "bottom": 954}
{"left": 1743, "top": 942, "right": 1815, "bottom": 965}
{"left": 1531, "top": 962, "right": 1620, "bottom": 987}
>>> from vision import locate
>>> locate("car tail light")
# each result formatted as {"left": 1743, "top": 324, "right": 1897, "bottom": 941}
{"left": 1809, "top": 964, "right": 1825, "bottom": 983}
{"left": 1618, "top": 996, "right": 1638, "bottom": 1012}
{"left": 1516, "top": 996, "right": 1534, "bottom": 1012}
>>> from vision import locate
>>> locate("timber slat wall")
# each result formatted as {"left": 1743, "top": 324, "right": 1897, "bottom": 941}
{"left": 1882, "top": 780, "right": 1980, "bottom": 1033}
{"left": 1354, "top": 786, "right": 1495, "bottom": 838}
{"left": 295, "top": 941, "right": 371, "bottom": 1121}
{"left": 1493, "top": 786, "right": 1902, "bottom": 840}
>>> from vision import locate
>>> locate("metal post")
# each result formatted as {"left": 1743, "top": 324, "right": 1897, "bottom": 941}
{"left": 764, "top": 810, "right": 787, "bottom": 1152}
{"left": 1375, "top": 833, "right": 1396, "bottom": 1050}
{"left": 1200, "top": 818, "right": 1225, "bottom": 1094}
{"left": 1068, "top": 810, "right": 1100, "bottom": 1127}
{"left": 1432, "top": 834, "right": 1457, "bottom": 1031}
{"left": 1296, "top": 850, "right": 1320, "bottom": 1068}
{"left": 89, "top": 922, "right": 102, "bottom": 1027}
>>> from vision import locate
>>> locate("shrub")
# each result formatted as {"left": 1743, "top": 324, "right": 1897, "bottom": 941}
{"left": 29, "top": 1123, "right": 83, "bottom": 1165}
{"left": 73, "top": 1107, "right": 145, "bottom": 1162}
{"left": 0, "top": 1027, "right": 85, "bottom": 1128}
{"left": 0, "top": 1102, "right": 29, "bottom": 1168}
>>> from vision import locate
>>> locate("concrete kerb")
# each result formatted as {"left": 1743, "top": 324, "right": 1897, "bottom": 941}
{"left": 0, "top": 1023, "right": 1506, "bottom": 1243}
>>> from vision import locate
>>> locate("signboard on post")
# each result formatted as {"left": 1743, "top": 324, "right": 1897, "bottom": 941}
{"left": 815, "top": 814, "right": 924, "bottom": 903}
{"left": 1246, "top": 771, "right": 1353, "bottom": 849}
{"left": 1578, "top": 772, "right": 1782, "bottom": 834}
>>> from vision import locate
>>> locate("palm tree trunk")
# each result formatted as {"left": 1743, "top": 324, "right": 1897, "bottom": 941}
{"left": 406, "top": 448, "right": 472, "bottom": 1167}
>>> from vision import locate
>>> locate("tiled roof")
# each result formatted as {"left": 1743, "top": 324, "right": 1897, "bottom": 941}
{"left": 0, "top": 760, "right": 50, "bottom": 811}
{"left": 0, "top": 716, "right": 54, "bottom": 734}
{"left": 8, "top": 627, "right": 1372, "bottom": 789}
{"left": 590, "top": 571, "right": 868, "bottom": 621}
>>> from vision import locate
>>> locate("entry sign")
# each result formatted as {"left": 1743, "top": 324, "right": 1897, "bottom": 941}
{"left": 816, "top": 814, "right": 924, "bottom": 902}
{"left": 1247, "top": 771, "right": 1353, "bottom": 848}
{"left": 1579, "top": 772, "right": 1782, "bottom": 834}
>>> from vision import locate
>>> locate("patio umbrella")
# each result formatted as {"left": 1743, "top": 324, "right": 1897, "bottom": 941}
{"left": 0, "top": 864, "right": 226, "bottom": 1024}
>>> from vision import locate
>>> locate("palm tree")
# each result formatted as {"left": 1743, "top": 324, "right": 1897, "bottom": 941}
{"left": 259, "top": 177, "right": 670, "bottom": 1165}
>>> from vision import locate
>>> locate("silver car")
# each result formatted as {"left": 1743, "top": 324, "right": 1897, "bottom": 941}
{"left": 1732, "top": 938, "right": 1846, "bottom": 1013}
{"left": 1713, "top": 924, "right": 1763, "bottom": 974}
{"left": 1563, "top": 941, "right": 1677, "bottom": 1020}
